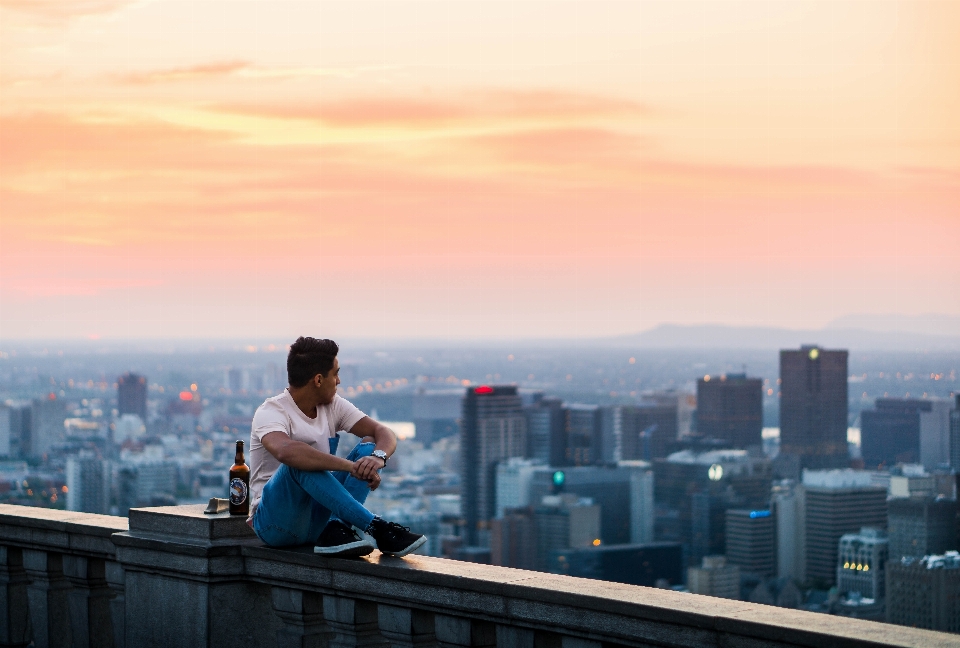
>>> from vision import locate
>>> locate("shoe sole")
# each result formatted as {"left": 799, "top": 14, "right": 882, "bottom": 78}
{"left": 379, "top": 534, "right": 428, "bottom": 558}
{"left": 314, "top": 540, "right": 375, "bottom": 558}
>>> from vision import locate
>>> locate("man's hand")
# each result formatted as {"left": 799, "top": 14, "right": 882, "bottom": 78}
{"left": 350, "top": 455, "right": 385, "bottom": 483}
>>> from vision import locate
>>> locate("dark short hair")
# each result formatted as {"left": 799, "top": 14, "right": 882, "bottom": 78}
{"left": 287, "top": 337, "right": 339, "bottom": 388}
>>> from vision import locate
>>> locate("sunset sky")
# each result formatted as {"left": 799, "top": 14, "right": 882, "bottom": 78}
{"left": 1, "top": 0, "right": 958, "bottom": 341}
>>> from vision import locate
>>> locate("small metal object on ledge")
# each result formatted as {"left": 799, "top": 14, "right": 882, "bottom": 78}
{"left": 203, "top": 497, "right": 229, "bottom": 514}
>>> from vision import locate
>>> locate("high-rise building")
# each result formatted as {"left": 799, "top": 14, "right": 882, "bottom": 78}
{"left": 654, "top": 449, "right": 772, "bottom": 567}
{"left": 412, "top": 388, "right": 462, "bottom": 447}
{"left": 564, "top": 404, "right": 602, "bottom": 466}
{"left": 535, "top": 494, "right": 600, "bottom": 572}
{"left": 779, "top": 346, "right": 848, "bottom": 470}
{"left": 725, "top": 509, "right": 775, "bottom": 578}
{"left": 802, "top": 470, "right": 887, "bottom": 586}
{"left": 687, "top": 555, "right": 740, "bottom": 600}
{"left": 951, "top": 394, "right": 960, "bottom": 471}
{"left": 860, "top": 398, "right": 927, "bottom": 468}
{"left": 525, "top": 397, "right": 564, "bottom": 465}
{"left": 29, "top": 396, "right": 66, "bottom": 459}
{"left": 836, "top": 528, "right": 887, "bottom": 600}
{"left": 887, "top": 497, "right": 959, "bottom": 560}
{"left": 494, "top": 457, "right": 544, "bottom": 518}
{"left": 490, "top": 507, "right": 537, "bottom": 570}
{"left": 66, "top": 454, "right": 110, "bottom": 514}
{"left": 117, "top": 372, "right": 148, "bottom": 421}
{"left": 528, "top": 462, "right": 654, "bottom": 545}
{"left": 460, "top": 385, "right": 527, "bottom": 546}
{"left": 919, "top": 397, "right": 953, "bottom": 471}
{"left": 772, "top": 483, "right": 804, "bottom": 581}
{"left": 0, "top": 404, "right": 15, "bottom": 457}
{"left": 620, "top": 401, "right": 678, "bottom": 461}
{"left": 696, "top": 373, "right": 763, "bottom": 449}
{"left": 886, "top": 551, "right": 960, "bottom": 633}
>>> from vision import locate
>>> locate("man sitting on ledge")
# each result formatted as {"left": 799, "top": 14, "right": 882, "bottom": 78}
{"left": 249, "top": 336, "right": 426, "bottom": 557}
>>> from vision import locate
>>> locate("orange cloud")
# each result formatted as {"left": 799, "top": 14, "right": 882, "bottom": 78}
{"left": 0, "top": 0, "right": 135, "bottom": 19}
{"left": 116, "top": 61, "right": 252, "bottom": 85}
{"left": 219, "top": 90, "right": 649, "bottom": 127}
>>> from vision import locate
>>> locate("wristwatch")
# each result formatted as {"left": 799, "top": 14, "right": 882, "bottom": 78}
{"left": 371, "top": 449, "right": 388, "bottom": 464}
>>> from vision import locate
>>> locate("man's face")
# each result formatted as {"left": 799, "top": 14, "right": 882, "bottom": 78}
{"left": 316, "top": 356, "right": 340, "bottom": 405}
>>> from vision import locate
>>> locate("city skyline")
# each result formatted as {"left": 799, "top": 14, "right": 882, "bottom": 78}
{"left": 1, "top": 1, "right": 959, "bottom": 341}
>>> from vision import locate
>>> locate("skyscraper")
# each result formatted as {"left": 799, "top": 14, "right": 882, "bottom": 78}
{"left": 886, "top": 551, "right": 960, "bottom": 633}
{"left": 117, "top": 372, "right": 148, "bottom": 421}
{"left": 696, "top": 373, "right": 763, "bottom": 449}
{"left": 535, "top": 494, "right": 600, "bottom": 572}
{"left": 802, "top": 470, "right": 887, "bottom": 586}
{"left": 860, "top": 398, "right": 927, "bottom": 468}
{"left": 66, "top": 454, "right": 110, "bottom": 514}
{"left": 919, "top": 397, "right": 953, "bottom": 471}
{"left": 725, "top": 509, "right": 776, "bottom": 578}
{"left": 29, "top": 396, "right": 66, "bottom": 459}
{"left": 620, "top": 401, "right": 678, "bottom": 461}
{"left": 525, "top": 397, "right": 564, "bottom": 465}
{"left": 887, "top": 497, "right": 959, "bottom": 560}
{"left": 951, "top": 394, "right": 960, "bottom": 472}
{"left": 779, "top": 346, "right": 848, "bottom": 470}
{"left": 563, "top": 404, "right": 602, "bottom": 466}
{"left": 460, "top": 385, "right": 527, "bottom": 546}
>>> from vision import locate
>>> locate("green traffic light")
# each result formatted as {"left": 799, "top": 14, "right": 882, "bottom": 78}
{"left": 552, "top": 471, "right": 565, "bottom": 486}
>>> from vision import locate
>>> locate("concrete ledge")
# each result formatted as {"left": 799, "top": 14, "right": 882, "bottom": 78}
{"left": 128, "top": 504, "right": 256, "bottom": 542}
{"left": 0, "top": 503, "right": 127, "bottom": 558}
{"left": 240, "top": 548, "right": 960, "bottom": 648}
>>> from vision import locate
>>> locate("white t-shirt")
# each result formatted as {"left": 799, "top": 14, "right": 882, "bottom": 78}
{"left": 248, "top": 389, "right": 366, "bottom": 516}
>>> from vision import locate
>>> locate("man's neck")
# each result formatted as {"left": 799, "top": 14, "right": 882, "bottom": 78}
{"left": 287, "top": 386, "right": 319, "bottom": 419}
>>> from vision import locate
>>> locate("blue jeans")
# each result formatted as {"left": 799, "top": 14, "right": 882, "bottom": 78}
{"left": 252, "top": 439, "right": 378, "bottom": 547}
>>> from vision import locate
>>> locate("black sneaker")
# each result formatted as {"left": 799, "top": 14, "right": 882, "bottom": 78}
{"left": 314, "top": 520, "right": 374, "bottom": 557}
{"left": 367, "top": 518, "right": 427, "bottom": 557}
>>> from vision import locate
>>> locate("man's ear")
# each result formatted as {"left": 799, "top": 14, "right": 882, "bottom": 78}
{"left": 313, "top": 373, "right": 324, "bottom": 387}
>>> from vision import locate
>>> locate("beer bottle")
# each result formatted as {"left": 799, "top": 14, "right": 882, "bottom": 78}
{"left": 229, "top": 440, "right": 250, "bottom": 516}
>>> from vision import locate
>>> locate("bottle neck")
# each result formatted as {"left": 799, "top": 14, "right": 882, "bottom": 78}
{"left": 235, "top": 443, "right": 244, "bottom": 465}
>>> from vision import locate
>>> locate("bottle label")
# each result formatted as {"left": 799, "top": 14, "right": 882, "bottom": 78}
{"left": 230, "top": 478, "right": 248, "bottom": 506}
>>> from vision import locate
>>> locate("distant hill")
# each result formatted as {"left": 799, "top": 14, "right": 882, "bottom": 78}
{"left": 608, "top": 323, "right": 960, "bottom": 351}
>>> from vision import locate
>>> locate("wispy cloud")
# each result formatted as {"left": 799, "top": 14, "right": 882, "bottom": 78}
{"left": 0, "top": 0, "right": 140, "bottom": 20}
{"left": 116, "top": 60, "right": 252, "bottom": 85}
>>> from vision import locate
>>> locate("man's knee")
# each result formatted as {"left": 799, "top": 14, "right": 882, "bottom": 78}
{"left": 353, "top": 440, "right": 375, "bottom": 457}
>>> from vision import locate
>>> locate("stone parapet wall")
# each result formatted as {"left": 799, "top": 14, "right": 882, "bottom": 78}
{"left": 0, "top": 504, "right": 956, "bottom": 648}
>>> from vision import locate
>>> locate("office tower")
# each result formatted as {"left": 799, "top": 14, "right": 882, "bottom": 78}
{"left": 725, "top": 509, "right": 775, "bottom": 578}
{"left": 528, "top": 462, "right": 654, "bottom": 545}
{"left": 886, "top": 551, "right": 960, "bottom": 633}
{"left": 553, "top": 542, "right": 683, "bottom": 587}
{"left": 802, "top": 470, "right": 887, "bottom": 586}
{"left": 919, "top": 398, "right": 953, "bottom": 471}
{"left": 525, "top": 397, "right": 564, "bottom": 465}
{"left": 860, "top": 398, "right": 927, "bottom": 468}
{"left": 66, "top": 454, "right": 110, "bottom": 514}
{"left": 772, "top": 484, "right": 804, "bottom": 580}
{"left": 412, "top": 388, "right": 462, "bottom": 447}
{"left": 117, "top": 372, "right": 148, "bottom": 421}
{"left": 490, "top": 507, "right": 537, "bottom": 570}
{"left": 836, "top": 528, "right": 887, "bottom": 600}
{"left": 116, "top": 461, "right": 178, "bottom": 514}
{"left": 4, "top": 403, "right": 31, "bottom": 459}
{"left": 654, "top": 449, "right": 772, "bottom": 567}
{"left": 696, "top": 373, "right": 763, "bottom": 449}
{"left": 0, "top": 404, "right": 13, "bottom": 457}
{"left": 620, "top": 401, "right": 678, "bottom": 461}
{"left": 535, "top": 494, "right": 600, "bottom": 572}
{"left": 494, "top": 457, "right": 544, "bottom": 518}
{"left": 564, "top": 404, "right": 602, "bottom": 466}
{"left": 779, "top": 346, "right": 848, "bottom": 470}
{"left": 460, "top": 385, "right": 528, "bottom": 546}
{"left": 687, "top": 556, "right": 740, "bottom": 600}
{"left": 951, "top": 394, "right": 960, "bottom": 471}
{"left": 29, "top": 396, "right": 66, "bottom": 459}
{"left": 887, "top": 497, "right": 959, "bottom": 560}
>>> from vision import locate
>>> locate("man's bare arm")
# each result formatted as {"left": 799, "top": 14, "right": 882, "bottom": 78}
{"left": 348, "top": 416, "right": 397, "bottom": 481}
{"left": 261, "top": 431, "right": 355, "bottom": 473}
